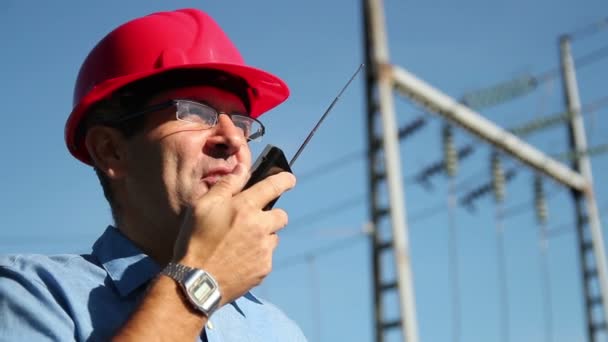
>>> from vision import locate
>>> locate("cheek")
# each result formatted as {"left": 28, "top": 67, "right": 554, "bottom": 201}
{"left": 126, "top": 136, "right": 163, "bottom": 175}
{"left": 166, "top": 135, "right": 207, "bottom": 199}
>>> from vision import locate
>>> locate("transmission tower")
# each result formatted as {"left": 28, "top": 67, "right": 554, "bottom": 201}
{"left": 560, "top": 36, "right": 608, "bottom": 342}
{"left": 362, "top": 0, "right": 608, "bottom": 341}
{"left": 362, "top": 0, "right": 419, "bottom": 341}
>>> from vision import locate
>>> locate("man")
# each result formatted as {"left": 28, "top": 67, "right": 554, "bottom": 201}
{"left": 0, "top": 8, "right": 306, "bottom": 341}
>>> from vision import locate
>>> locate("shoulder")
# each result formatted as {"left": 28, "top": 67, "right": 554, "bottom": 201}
{"left": 0, "top": 254, "right": 103, "bottom": 341}
{"left": 1, "top": 253, "right": 91, "bottom": 266}
{"left": 0, "top": 253, "right": 102, "bottom": 289}
{"left": 1, "top": 253, "right": 98, "bottom": 275}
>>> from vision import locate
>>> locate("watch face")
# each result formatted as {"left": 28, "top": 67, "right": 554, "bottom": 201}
{"left": 182, "top": 268, "right": 221, "bottom": 315}
{"left": 191, "top": 278, "right": 213, "bottom": 302}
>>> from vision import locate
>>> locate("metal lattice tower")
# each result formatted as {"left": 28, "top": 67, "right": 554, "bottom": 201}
{"left": 362, "top": 1, "right": 608, "bottom": 341}
{"left": 362, "top": 0, "right": 419, "bottom": 341}
{"left": 560, "top": 36, "right": 608, "bottom": 342}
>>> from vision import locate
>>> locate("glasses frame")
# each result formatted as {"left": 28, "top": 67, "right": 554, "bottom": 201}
{"left": 109, "top": 99, "right": 265, "bottom": 142}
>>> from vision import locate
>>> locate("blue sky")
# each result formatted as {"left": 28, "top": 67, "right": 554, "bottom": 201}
{"left": 1, "top": 1, "right": 607, "bottom": 341}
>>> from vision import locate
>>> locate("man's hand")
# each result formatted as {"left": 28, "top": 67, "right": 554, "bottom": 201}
{"left": 172, "top": 162, "right": 296, "bottom": 306}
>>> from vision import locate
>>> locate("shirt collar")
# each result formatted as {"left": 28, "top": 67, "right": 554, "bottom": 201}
{"left": 90, "top": 226, "right": 261, "bottom": 315}
{"left": 91, "top": 226, "right": 160, "bottom": 297}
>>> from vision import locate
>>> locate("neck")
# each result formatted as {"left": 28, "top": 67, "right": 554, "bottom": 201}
{"left": 116, "top": 210, "right": 179, "bottom": 267}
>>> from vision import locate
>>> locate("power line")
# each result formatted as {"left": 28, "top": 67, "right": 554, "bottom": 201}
{"left": 536, "top": 44, "right": 608, "bottom": 83}
{"left": 288, "top": 136, "right": 607, "bottom": 234}
{"left": 415, "top": 95, "right": 608, "bottom": 194}
{"left": 296, "top": 116, "right": 426, "bottom": 185}
{"left": 295, "top": 92, "right": 607, "bottom": 191}
{"left": 274, "top": 233, "right": 365, "bottom": 270}
{"left": 502, "top": 182, "right": 564, "bottom": 220}
{"left": 278, "top": 199, "right": 608, "bottom": 283}
{"left": 288, "top": 174, "right": 567, "bottom": 238}
{"left": 461, "top": 44, "right": 608, "bottom": 110}
{"left": 297, "top": 150, "right": 363, "bottom": 184}
{"left": 289, "top": 196, "right": 366, "bottom": 229}
{"left": 534, "top": 175, "right": 554, "bottom": 342}
{"left": 495, "top": 197, "right": 510, "bottom": 342}
{"left": 568, "top": 17, "right": 608, "bottom": 41}
{"left": 546, "top": 203, "right": 608, "bottom": 238}
{"left": 508, "top": 94, "right": 608, "bottom": 136}
{"left": 287, "top": 96, "right": 608, "bottom": 233}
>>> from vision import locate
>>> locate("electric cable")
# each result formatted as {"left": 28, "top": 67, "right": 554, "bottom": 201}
{"left": 538, "top": 222, "right": 554, "bottom": 342}
{"left": 444, "top": 124, "right": 462, "bottom": 342}
{"left": 568, "top": 17, "right": 608, "bottom": 41}
{"left": 447, "top": 176, "right": 461, "bottom": 342}
{"left": 297, "top": 150, "right": 363, "bottom": 184}
{"left": 287, "top": 142, "right": 608, "bottom": 234}
{"left": 460, "top": 45, "right": 608, "bottom": 110}
{"left": 296, "top": 115, "right": 427, "bottom": 185}
{"left": 492, "top": 151, "right": 510, "bottom": 342}
{"left": 294, "top": 89, "right": 606, "bottom": 189}
{"left": 546, "top": 203, "right": 608, "bottom": 238}
{"left": 286, "top": 95, "right": 607, "bottom": 234}
{"left": 454, "top": 95, "right": 608, "bottom": 193}
{"left": 286, "top": 166, "right": 534, "bottom": 233}
{"left": 278, "top": 200, "right": 608, "bottom": 271}
{"left": 502, "top": 182, "right": 563, "bottom": 219}
{"left": 274, "top": 232, "right": 365, "bottom": 270}
{"left": 288, "top": 196, "right": 366, "bottom": 229}
{"left": 496, "top": 201, "right": 510, "bottom": 342}
{"left": 534, "top": 175, "right": 554, "bottom": 342}
{"left": 536, "top": 44, "right": 608, "bottom": 83}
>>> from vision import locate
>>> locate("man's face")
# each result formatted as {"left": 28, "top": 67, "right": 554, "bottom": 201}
{"left": 121, "top": 85, "right": 252, "bottom": 223}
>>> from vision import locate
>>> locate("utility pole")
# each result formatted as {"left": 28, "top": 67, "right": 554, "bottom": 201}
{"left": 362, "top": 0, "right": 420, "bottom": 341}
{"left": 560, "top": 35, "right": 608, "bottom": 342}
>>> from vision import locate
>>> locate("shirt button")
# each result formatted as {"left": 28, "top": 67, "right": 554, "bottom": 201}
{"left": 207, "top": 320, "right": 214, "bottom": 330}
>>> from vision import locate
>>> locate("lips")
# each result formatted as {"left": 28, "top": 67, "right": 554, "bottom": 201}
{"left": 201, "top": 166, "right": 236, "bottom": 186}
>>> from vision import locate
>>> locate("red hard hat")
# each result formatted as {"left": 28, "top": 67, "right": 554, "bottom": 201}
{"left": 65, "top": 8, "right": 289, "bottom": 165}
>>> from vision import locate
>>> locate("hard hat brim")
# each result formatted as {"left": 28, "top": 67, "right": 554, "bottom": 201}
{"left": 65, "top": 63, "right": 289, "bottom": 166}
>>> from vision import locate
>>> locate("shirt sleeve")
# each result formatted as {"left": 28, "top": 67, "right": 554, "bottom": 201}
{"left": 0, "top": 265, "right": 76, "bottom": 341}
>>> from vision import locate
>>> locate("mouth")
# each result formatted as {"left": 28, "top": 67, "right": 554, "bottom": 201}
{"left": 201, "top": 166, "right": 236, "bottom": 187}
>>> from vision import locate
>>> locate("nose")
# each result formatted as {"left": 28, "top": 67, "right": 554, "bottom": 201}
{"left": 203, "top": 113, "right": 246, "bottom": 159}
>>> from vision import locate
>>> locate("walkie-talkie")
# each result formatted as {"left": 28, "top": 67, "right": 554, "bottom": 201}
{"left": 243, "top": 64, "right": 364, "bottom": 210}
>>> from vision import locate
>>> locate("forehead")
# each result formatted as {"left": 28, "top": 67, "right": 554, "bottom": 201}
{"left": 146, "top": 85, "right": 248, "bottom": 114}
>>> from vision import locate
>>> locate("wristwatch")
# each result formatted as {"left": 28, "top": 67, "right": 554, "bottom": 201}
{"left": 161, "top": 262, "right": 222, "bottom": 317}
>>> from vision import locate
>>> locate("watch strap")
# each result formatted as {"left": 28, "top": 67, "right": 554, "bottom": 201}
{"left": 160, "top": 262, "right": 222, "bottom": 316}
{"left": 161, "top": 262, "right": 195, "bottom": 282}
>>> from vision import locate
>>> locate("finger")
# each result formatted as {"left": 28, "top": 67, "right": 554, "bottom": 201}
{"left": 239, "top": 172, "right": 296, "bottom": 209}
{"left": 263, "top": 208, "right": 289, "bottom": 234}
{"left": 206, "top": 163, "right": 251, "bottom": 198}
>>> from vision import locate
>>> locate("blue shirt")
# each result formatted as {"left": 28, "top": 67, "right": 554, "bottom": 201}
{"left": 0, "top": 226, "right": 307, "bottom": 341}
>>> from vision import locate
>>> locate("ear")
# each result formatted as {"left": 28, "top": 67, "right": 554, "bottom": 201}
{"left": 85, "top": 126, "right": 129, "bottom": 179}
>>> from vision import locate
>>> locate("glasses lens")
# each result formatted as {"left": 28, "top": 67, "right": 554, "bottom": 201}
{"left": 232, "top": 115, "right": 263, "bottom": 141}
{"left": 175, "top": 100, "right": 264, "bottom": 141}
{"left": 176, "top": 101, "right": 217, "bottom": 128}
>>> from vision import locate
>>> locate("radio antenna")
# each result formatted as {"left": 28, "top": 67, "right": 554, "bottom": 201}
{"left": 289, "top": 64, "right": 365, "bottom": 167}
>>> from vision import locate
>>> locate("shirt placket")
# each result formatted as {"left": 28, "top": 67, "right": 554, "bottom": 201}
{"left": 202, "top": 319, "right": 224, "bottom": 342}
